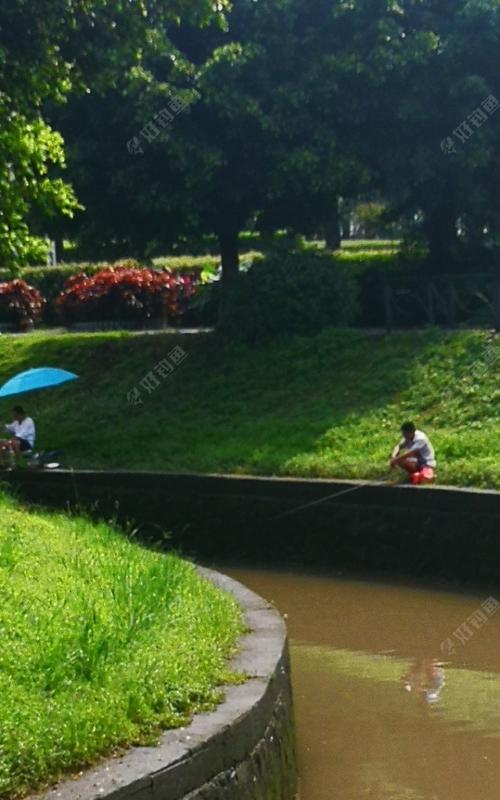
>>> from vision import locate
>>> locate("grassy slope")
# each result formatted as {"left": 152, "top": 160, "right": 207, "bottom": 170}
{"left": 0, "top": 493, "right": 243, "bottom": 799}
{"left": 0, "top": 328, "right": 498, "bottom": 488}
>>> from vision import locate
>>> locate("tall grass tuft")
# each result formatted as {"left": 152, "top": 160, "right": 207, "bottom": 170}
{"left": 0, "top": 494, "right": 243, "bottom": 799}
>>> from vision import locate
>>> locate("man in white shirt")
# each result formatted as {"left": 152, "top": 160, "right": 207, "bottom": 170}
{"left": 390, "top": 421, "right": 436, "bottom": 485}
{"left": 0, "top": 405, "right": 36, "bottom": 465}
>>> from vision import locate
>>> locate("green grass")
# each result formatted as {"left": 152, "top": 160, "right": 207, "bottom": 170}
{"left": 0, "top": 328, "right": 498, "bottom": 488}
{"left": 0, "top": 494, "right": 243, "bottom": 799}
{"left": 333, "top": 248, "right": 402, "bottom": 270}
{"left": 339, "top": 239, "right": 401, "bottom": 250}
{"left": 152, "top": 251, "right": 262, "bottom": 271}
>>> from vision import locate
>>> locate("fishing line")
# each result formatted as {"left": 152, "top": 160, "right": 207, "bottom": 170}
{"left": 271, "top": 470, "right": 396, "bottom": 521}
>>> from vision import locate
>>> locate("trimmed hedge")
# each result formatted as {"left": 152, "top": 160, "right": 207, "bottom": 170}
{"left": 0, "top": 248, "right": 401, "bottom": 303}
{"left": 0, "top": 246, "right": 442, "bottom": 331}
{"left": 223, "top": 249, "right": 359, "bottom": 340}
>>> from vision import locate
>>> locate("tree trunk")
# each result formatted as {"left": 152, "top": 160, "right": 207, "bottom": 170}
{"left": 54, "top": 236, "right": 64, "bottom": 263}
{"left": 340, "top": 216, "right": 351, "bottom": 240}
{"left": 324, "top": 200, "right": 341, "bottom": 250}
{"left": 340, "top": 200, "right": 352, "bottom": 240}
{"left": 218, "top": 230, "right": 240, "bottom": 328}
{"left": 463, "top": 216, "right": 486, "bottom": 251}
{"left": 325, "top": 211, "right": 342, "bottom": 250}
{"left": 423, "top": 207, "right": 459, "bottom": 274}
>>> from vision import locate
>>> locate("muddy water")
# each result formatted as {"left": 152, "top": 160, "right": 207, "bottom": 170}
{"left": 225, "top": 568, "right": 500, "bottom": 800}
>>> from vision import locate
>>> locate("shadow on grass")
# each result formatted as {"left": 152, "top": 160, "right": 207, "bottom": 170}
{"left": 1, "top": 327, "right": 494, "bottom": 484}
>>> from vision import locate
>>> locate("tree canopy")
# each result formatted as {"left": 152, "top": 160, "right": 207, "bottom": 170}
{"left": 3, "top": 0, "right": 500, "bottom": 285}
{"left": 0, "top": 0, "right": 228, "bottom": 266}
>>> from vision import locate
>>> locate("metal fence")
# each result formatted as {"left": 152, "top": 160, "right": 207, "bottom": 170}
{"left": 382, "top": 274, "right": 500, "bottom": 332}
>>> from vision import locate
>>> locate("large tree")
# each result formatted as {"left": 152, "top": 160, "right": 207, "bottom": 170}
{"left": 366, "top": 0, "right": 500, "bottom": 271}
{"left": 55, "top": 0, "right": 381, "bottom": 311}
{"left": 0, "top": 0, "right": 228, "bottom": 267}
{"left": 52, "top": 0, "right": 500, "bottom": 305}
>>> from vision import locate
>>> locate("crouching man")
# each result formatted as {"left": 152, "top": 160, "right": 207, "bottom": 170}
{"left": 0, "top": 405, "right": 36, "bottom": 466}
{"left": 390, "top": 421, "right": 436, "bottom": 485}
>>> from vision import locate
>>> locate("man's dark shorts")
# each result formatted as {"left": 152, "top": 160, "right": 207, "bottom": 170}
{"left": 15, "top": 437, "right": 32, "bottom": 452}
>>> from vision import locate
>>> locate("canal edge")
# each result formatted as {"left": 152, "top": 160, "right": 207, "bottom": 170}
{"left": 34, "top": 566, "right": 298, "bottom": 800}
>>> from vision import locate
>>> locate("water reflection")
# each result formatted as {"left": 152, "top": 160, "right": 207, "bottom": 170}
{"left": 223, "top": 567, "right": 500, "bottom": 800}
{"left": 401, "top": 658, "right": 445, "bottom": 704}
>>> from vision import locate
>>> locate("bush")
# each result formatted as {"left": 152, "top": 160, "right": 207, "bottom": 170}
{"left": 224, "top": 249, "right": 359, "bottom": 340}
{"left": 0, "top": 258, "right": 227, "bottom": 311}
{"left": 0, "top": 280, "right": 45, "bottom": 329}
{"left": 2, "top": 261, "right": 144, "bottom": 303}
{"left": 54, "top": 266, "right": 197, "bottom": 325}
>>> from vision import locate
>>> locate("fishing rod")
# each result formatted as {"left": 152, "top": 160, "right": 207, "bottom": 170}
{"left": 271, "top": 470, "right": 398, "bottom": 521}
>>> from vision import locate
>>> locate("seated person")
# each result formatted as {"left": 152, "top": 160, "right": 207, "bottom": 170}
{"left": 390, "top": 421, "right": 436, "bottom": 485}
{"left": 0, "top": 405, "right": 36, "bottom": 465}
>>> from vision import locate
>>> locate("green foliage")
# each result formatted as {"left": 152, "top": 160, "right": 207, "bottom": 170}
{"left": 353, "top": 202, "right": 394, "bottom": 239}
{"left": 0, "top": 493, "right": 242, "bottom": 799}
{"left": 0, "top": 0, "right": 228, "bottom": 269}
{"left": 60, "top": 0, "right": 500, "bottom": 275}
{"left": 0, "top": 110, "right": 79, "bottom": 267}
{"left": 4, "top": 0, "right": 500, "bottom": 277}
{"left": 223, "top": 250, "right": 359, "bottom": 340}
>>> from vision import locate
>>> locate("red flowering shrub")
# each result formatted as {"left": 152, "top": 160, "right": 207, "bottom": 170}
{"left": 0, "top": 280, "right": 46, "bottom": 329}
{"left": 54, "top": 266, "right": 198, "bottom": 324}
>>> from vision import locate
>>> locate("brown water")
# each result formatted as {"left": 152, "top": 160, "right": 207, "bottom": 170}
{"left": 225, "top": 567, "right": 500, "bottom": 800}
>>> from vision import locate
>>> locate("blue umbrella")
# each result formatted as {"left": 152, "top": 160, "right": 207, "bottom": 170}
{"left": 0, "top": 368, "right": 78, "bottom": 399}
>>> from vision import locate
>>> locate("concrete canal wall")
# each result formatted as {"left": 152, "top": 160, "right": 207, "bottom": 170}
{"left": 3, "top": 470, "right": 500, "bottom": 584}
